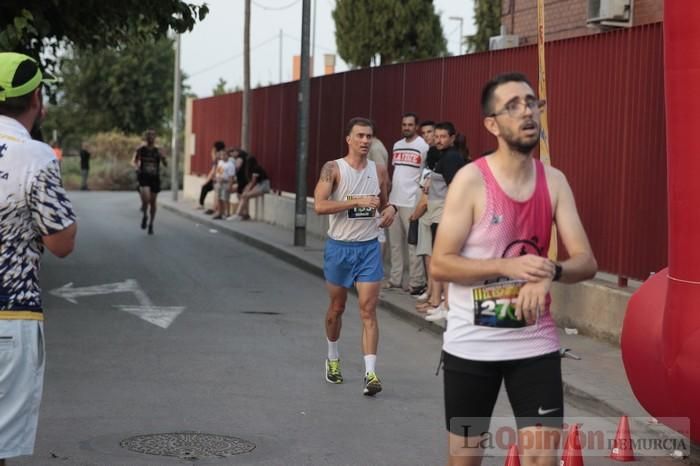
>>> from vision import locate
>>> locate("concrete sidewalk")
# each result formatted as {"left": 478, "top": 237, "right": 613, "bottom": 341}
{"left": 161, "top": 196, "right": 681, "bottom": 447}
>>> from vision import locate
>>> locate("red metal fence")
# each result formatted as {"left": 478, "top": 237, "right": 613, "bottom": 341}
{"left": 189, "top": 23, "right": 667, "bottom": 281}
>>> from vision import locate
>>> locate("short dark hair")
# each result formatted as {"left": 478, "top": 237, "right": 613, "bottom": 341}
{"left": 0, "top": 92, "right": 35, "bottom": 118}
{"left": 435, "top": 121, "right": 456, "bottom": 136}
{"left": 402, "top": 112, "right": 419, "bottom": 124}
{"left": 345, "top": 117, "right": 374, "bottom": 136}
{"left": 419, "top": 120, "right": 435, "bottom": 129}
{"left": 481, "top": 72, "right": 533, "bottom": 117}
{"left": 213, "top": 140, "right": 226, "bottom": 151}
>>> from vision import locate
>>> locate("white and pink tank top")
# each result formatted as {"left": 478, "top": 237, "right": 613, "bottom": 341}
{"left": 443, "top": 156, "right": 560, "bottom": 361}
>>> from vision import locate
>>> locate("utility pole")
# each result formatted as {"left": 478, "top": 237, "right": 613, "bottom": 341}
{"left": 279, "top": 29, "right": 283, "bottom": 83}
{"left": 449, "top": 16, "right": 464, "bottom": 55}
{"left": 294, "top": 0, "right": 311, "bottom": 246}
{"left": 171, "top": 33, "right": 181, "bottom": 201}
{"left": 242, "top": 0, "right": 251, "bottom": 151}
{"left": 311, "top": 0, "right": 317, "bottom": 77}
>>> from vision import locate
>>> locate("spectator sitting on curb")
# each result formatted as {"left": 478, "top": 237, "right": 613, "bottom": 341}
{"left": 199, "top": 140, "right": 225, "bottom": 213}
{"left": 229, "top": 147, "right": 249, "bottom": 213}
{"left": 212, "top": 149, "right": 236, "bottom": 220}
{"left": 230, "top": 156, "right": 270, "bottom": 221}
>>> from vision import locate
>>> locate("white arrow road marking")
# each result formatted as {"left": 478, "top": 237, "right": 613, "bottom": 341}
{"left": 50, "top": 279, "right": 184, "bottom": 328}
{"left": 113, "top": 306, "right": 185, "bottom": 329}
{"left": 50, "top": 281, "right": 136, "bottom": 304}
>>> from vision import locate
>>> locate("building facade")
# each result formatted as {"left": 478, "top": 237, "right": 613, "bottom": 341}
{"left": 499, "top": 0, "right": 662, "bottom": 45}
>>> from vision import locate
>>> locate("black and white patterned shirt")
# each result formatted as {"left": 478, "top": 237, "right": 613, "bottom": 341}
{"left": 0, "top": 116, "right": 76, "bottom": 316}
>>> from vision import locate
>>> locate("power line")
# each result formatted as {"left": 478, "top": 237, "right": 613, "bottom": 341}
{"left": 189, "top": 34, "right": 280, "bottom": 77}
{"left": 283, "top": 33, "right": 334, "bottom": 53}
{"left": 252, "top": 0, "right": 301, "bottom": 11}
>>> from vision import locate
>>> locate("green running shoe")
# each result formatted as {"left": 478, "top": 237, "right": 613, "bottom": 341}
{"left": 325, "top": 359, "right": 343, "bottom": 384}
{"left": 363, "top": 371, "right": 382, "bottom": 396}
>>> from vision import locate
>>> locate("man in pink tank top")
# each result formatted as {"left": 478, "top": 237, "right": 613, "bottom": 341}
{"left": 431, "top": 73, "right": 597, "bottom": 466}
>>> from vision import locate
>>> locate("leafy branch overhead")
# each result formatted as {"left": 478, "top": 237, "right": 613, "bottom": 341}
{"left": 333, "top": 0, "right": 447, "bottom": 68}
{"left": 0, "top": 0, "right": 209, "bottom": 72}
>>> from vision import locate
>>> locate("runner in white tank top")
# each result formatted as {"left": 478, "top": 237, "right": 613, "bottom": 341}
{"left": 431, "top": 73, "right": 597, "bottom": 464}
{"left": 327, "top": 158, "right": 381, "bottom": 242}
{"left": 313, "top": 118, "right": 396, "bottom": 396}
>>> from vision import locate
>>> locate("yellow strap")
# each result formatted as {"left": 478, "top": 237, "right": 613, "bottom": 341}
{"left": 0, "top": 311, "right": 44, "bottom": 321}
{"left": 537, "top": 0, "right": 559, "bottom": 261}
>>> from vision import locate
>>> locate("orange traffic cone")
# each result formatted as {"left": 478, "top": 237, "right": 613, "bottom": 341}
{"left": 504, "top": 444, "right": 521, "bottom": 466}
{"left": 610, "top": 416, "right": 635, "bottom": 461}
{"left": 560, "top": 424, "right": 584, "bottom": 466}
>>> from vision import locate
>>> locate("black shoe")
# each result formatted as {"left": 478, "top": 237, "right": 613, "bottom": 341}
{"left": 141, "top": 215, "right": 148, "bottom": 229}
{"left": 148, "top": 224, "right": 154, "bottom": 235}
{"left": 409, "top": 285, "right": 427, "bottom": 296}
{"left": 204, "top": 209, "right": 214, "bottom": 215}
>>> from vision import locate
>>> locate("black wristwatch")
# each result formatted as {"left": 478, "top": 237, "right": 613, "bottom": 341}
{"left": 553, "top": 263, "right": 563, "bottom": 282}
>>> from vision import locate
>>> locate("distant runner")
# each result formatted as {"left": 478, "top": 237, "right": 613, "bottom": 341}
{"left": 132, "top": 129, "right": 167, "bottom": 235}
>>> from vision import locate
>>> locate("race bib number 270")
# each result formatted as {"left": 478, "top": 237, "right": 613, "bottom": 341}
{"left": 472, "top": 280, "right": 528, "bottom": 328}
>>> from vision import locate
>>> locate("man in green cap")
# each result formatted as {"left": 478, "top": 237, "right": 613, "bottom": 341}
{"left": 0, "top": 52, "right": 77, "bottom": 464}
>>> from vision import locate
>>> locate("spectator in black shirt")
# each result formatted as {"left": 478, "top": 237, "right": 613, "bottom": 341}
{"left": 231, "top": 156, "right": 270, "bottom": 221}
{"left": 231, "top": 147, "right": 249, "bottom": 196}
{"left": 79, "top": 142, "right": 91, "bottom": 190}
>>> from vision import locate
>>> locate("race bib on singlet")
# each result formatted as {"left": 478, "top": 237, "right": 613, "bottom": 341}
{"left": 346, "top": 194, "right": 376, "bottom": 219}
{"left": 472, "top": 280, "right": 530, "bottom": 328}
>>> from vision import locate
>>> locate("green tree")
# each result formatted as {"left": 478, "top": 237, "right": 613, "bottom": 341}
{"left": 212, "top": 78, "right": 232, "bottom": 96}
{"left": 42, "top": 37, "right": 185, "bottom": 148}
{"left": 333, "top": 0, "right": 447, "bottom": 68}
{"left": 0, "top": 1, "right": 208, "bottom": 74}
{"left": 466, "top": 0, "right": 501, "bottom": 53}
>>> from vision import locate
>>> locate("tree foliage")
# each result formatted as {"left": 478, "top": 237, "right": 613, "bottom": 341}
{"left": 41, "top": 37, "right": 184, "bottom": 148}
{"left": 466, "top": 0, "right": 501, "bottom": 53}
{"left": 333, "top": 0, "right": 447, "bottom": 68}
{"left": 0, "top": 1, "right": 208, "bottom": 74}
{"left": 212, "top": 78, "right": 232, "bottom": 96}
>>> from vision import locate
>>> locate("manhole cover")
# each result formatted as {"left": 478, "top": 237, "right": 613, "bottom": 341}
{"left": 120, "top": 432, "right": 255, "bottom": 460}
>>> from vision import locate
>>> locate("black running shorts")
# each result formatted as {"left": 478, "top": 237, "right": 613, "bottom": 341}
{"left": 138, "top": 173, "right": 161, "bottom": 193}
{"left": 443, "top": 350, "right": 563, "bottom": 436}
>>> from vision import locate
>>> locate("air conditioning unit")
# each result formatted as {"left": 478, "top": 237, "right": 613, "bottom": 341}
{"left": 489, "top": 34, "right": 520, "bottom": 51}
{"left": 587, "top": 0, "right": 633, "bottom": 27}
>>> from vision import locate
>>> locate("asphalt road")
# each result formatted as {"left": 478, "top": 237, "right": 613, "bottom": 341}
{"left": 13, "top": 192, "right": 682, "bottom": 466}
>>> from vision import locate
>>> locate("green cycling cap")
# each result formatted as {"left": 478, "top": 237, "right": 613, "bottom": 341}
{"left": 0, "top": 52, "right": 55, "bottom": 102}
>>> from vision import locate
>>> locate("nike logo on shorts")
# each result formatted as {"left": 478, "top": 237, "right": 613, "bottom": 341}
{"left": 538, "top": 407, "right": 560, "bottom": 415}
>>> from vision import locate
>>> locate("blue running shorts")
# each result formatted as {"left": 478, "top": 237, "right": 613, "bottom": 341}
{"left": 323, "top": 237, "right": 383, "bottom": 288}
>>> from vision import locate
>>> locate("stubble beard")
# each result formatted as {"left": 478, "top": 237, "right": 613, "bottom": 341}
{"left": 503, "top": 127, "right": 539, "bottom": 155}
